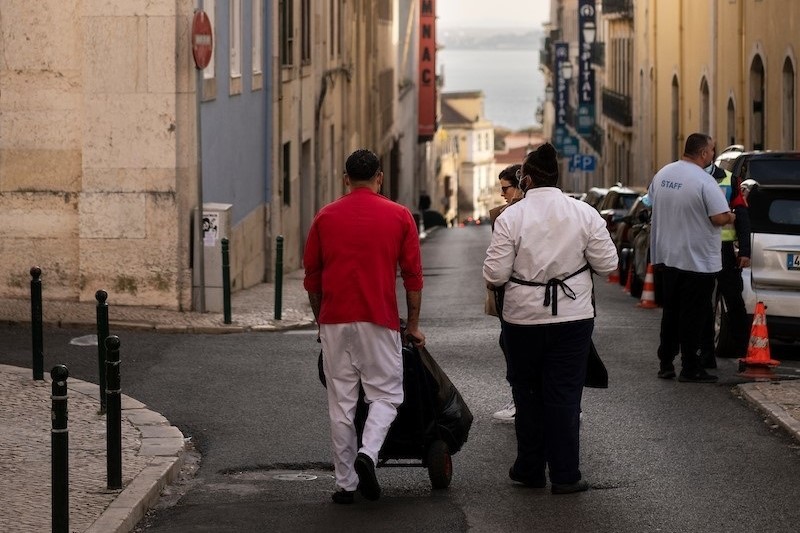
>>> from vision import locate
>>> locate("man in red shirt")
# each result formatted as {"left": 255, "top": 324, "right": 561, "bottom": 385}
{"left": 304, "top": 149, "right": 425, "bottom": 504}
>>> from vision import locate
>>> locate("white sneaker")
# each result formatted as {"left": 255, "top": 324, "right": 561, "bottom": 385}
{"left": 492, "top": 400, "right": 515, "bottom": 421}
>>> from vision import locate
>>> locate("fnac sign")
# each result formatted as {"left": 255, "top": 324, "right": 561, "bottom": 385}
{"left": 418, "top": 0, "right": 436, "bottom": 141}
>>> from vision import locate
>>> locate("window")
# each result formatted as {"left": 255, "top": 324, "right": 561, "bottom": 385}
{"left": 203, "top": 0, "right": 216, "bottom": 80}
{"left": 283, "top": 142, "right": 292, "bottom": 206}
{"left": 751, "top": 55, "right": 765, "bottom": 150}
{"left": 671, "top": 76, "right": 680, "bottom": 160}
{"left": 280, "top": 0, "right": 294, "bottom": 66}
{"left": 337, "top": 0, "right": 343, "bottom": 56}
{"left": 329, "top": 0, "right": 335, "bottom": 58}
{"left": 727, "top": 97, "right": 736, "bottom": 146}
{"left": 783, "top": 57, "right": 795, "bottom": 150}
{"left": 252, "top": 0, "right": 263, "bottom": 75}
{"left": 229, "top": 0, "right": 241, "bottom": 78}
{"left": 700, "top": 77, "right": 710, "bottom": 133}
{"left": 301, "top": 0, "right": 311, "bottom": 64}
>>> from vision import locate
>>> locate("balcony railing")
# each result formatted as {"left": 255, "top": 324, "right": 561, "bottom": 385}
{"left": 603, "top": 0, "right": 633, "bottom": 18}
{"left": 602, "top": 88, "right": 632, "bottom": 127}
{"left": 540, "top": 48, "right": 553, "bottom": 73}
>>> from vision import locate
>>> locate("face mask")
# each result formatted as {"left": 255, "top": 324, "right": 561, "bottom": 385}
{"left": 704, "top": 163, "right": 714, "bottom": 174}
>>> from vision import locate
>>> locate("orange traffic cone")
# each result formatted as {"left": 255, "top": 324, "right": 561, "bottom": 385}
{"left": 737, "top": 302, "right": 780, "bottom": 379}
{"left": 636, "top": 263, "right": 658, "bottom": 309}
{"left": 623, "top": 264, "right": 634, "bottom": 294}
{"left": 607, "top": 263, "right": 620, "bottom": 284}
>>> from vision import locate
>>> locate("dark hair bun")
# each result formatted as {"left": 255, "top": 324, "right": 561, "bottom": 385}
{"left": 532, "top": 142, "right": 558, "bottom": 174}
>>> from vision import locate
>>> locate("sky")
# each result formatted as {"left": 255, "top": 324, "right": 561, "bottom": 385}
{"left": 436, "top": 0, "right": 550, "bottom": 29}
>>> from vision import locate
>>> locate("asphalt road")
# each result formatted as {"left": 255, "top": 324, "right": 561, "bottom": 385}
{"left": 3, "top": 224, "right": 800, "bottom": 532}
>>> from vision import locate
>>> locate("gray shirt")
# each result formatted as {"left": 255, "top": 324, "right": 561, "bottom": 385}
{"left": 648, "top": 160, "right": 730, "bottom": 273}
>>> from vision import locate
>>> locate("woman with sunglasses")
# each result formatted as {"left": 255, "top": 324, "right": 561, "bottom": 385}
{"left": 487, "top": 164, "right": 523, "bottom": 422}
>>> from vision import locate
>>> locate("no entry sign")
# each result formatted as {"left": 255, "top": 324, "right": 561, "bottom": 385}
{"left": 192, "top": 10, "right": 213, "bottom": 70}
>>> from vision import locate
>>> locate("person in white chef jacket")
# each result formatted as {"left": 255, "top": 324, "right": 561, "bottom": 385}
{"left": 483, "top": 142, "right": 618, "bottom": 494}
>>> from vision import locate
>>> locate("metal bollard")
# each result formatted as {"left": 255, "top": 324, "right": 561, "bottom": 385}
{"left": 105, "top": 335, "right": 123, "bottom": 490}
{"left": 95, "top": 290, "right": 109, "bottom": 413}
{"left": 222, "top": 238, "right": 232, "bottom": 324}
{"left": 51, "top": 364, "right": 69, "bottom": 533}
{"left": 275, "top": 235, "right": 284, "bottom": 320}
{"left": 31, "top": 267, "right": 44, "bottom": 380}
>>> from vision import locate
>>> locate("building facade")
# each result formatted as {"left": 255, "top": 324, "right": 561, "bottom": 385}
{"left": 0, "top": 0, "right": 199, "bottom": 309}
{"left": 542, "top": 0, "right": 800, "bottom": 191}
{"left": 0, "top": 0, "right": 429, "bottom": 311}
{"left": 440, "top": 91, "right": 495, "bottom": 222}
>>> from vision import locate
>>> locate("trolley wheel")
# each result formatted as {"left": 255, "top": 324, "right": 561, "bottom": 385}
{"left": 426, "top": 439, "right": 452, "bottom": 489}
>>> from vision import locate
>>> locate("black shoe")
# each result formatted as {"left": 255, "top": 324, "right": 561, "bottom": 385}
{"left": 657, "top": 366, "right": 676, "bottom": 379}
{"left": 678, "top": 369, "right": 719, "bottom": 383}
{"left": 700, "top": 352, "right": 717, "bottom": 369}
{"left": 354, "top": 453, "right": 381, "bottom": 501}
{"left": 509, "top": 467, "right": 546, "bottom": 488}
{"left": 551, "top": 479, "right": 589, "bottom": 495}
{"left": 331, "top": 489, "right": 355, "bottom": 504}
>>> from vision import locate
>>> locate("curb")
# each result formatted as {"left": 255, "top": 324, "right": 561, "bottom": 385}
{"left": 737, "top": 382, "right": 800, "bottom": 444}
{"left": 2, "top": 364, "right": 188, "bottom": 533}
{"left": 0, "top": 317, "right": 316, "bottom": 334}
{"left": 69, "top": 382, "right": 187, "bottom": 533}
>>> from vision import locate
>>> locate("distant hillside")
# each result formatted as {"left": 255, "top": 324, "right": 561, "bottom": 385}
{"left": 439, "top": 27, "right": 542, "bottom": 50}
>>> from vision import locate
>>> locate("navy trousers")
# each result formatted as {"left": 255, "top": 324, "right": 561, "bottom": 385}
{"left": 502, "top": 318, "right": 592, "bottom": 485}
{"left": 656, "top": 266, "right": 716, "bottom": 373}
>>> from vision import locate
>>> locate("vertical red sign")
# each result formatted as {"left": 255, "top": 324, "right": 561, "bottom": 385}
{"left": 418, "top": 0, "right": 436, "bottom": 141}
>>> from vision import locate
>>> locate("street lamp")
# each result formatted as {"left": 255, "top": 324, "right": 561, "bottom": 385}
{"left": 582, "top": 22, "right": 596, "bottom": 45}
{"left": 545, "top": 84, "right": 554, "bottom": 102}
{"left": 561, "top": 61, "right": 573, "bottom": 80}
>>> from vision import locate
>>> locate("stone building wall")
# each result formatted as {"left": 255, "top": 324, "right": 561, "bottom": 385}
{"left": 0, "top": 1, "right": 198, "bottom": 309}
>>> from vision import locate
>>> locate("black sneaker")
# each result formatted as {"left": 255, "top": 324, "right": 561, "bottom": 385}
{"left": 678, "top": 369, "right": 719, "bottom": 383}
{"left": 700, "top": 352, "right": 717, "bottom": 369}
{"left": 331, "top": 489, "right": 355, "bottom": 504}
{"left": 354, "top": 453, "right": 381, "bottom": 501}
{"left": 509, "top": 467, "right": 546, "bottom": 488}
{"left": 551, "top": 479, "right": 589, "bottom": 495}
{"left": 657, "top": 366, "right": 676, "bottom": 379}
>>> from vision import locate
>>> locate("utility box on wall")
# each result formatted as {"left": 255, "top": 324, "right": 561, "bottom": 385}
{"left": 202, "top": 203, "right": 233, "bottom": 313}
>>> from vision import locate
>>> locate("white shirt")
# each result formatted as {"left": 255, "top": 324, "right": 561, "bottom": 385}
{"left": 483, "top": 187, "right": 619, "bottom": 325}
{"left": 648, "top": 160, "right": 729, "bottom": 273}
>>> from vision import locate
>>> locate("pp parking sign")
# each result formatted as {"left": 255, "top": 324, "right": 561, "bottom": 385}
{"left": 569, "top": 154, "right": 596, "bottom": 172}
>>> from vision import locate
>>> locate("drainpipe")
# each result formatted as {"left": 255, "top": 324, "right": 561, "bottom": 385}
{"left": 314, "top": 67, "right": 352, "bottom": 213}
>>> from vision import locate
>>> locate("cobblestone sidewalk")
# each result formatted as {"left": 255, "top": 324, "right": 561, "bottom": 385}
{"left": 0, "top": 365, "right": 185, "bottom": 533}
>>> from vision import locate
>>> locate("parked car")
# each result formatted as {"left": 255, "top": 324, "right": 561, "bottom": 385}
{"left": 714, "top": 144, "right": 745, "bottom": 172}
{"left": 582, "top": 187, "right": 608, "bottom": 209}
{"left": 597, "top": 184, "right": 645, "bottom": 236}
{"left": 613, "top": 195, "right": 651, "bottom": 286}
{"left": 714, "top": 151, "right": 800, "bottom": 351}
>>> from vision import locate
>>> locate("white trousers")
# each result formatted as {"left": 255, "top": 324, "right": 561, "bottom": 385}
{"left": 320, "top": 322, "right": 403, "bottom": 491}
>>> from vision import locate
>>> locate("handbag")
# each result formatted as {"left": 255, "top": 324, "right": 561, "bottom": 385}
{"left": 584, "top": 340, "right": 608, "bottom": 388}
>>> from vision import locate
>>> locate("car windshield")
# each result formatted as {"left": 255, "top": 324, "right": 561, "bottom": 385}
{"left": 621, "top": 195, "right": 638, "bottom": 210}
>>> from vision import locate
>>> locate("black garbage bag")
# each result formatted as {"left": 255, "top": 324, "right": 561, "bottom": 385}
{"left": 318, "top": 342, "right": 473, "bottom": 457}
{"left": 413, "top": 344, "right": 473, "bottom": 454}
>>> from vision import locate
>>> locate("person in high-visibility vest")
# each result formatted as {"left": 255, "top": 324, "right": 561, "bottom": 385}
{"left": 699, "top": 162, "right": 752, "bottom": 367}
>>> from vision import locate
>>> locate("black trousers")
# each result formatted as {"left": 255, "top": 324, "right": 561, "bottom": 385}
{"left": 700, "top": 242, "right": 750, "bottom": 358}
{"left": 502, "top": 318, "right": 592, "bottom": 485}
{"left": 656, "top": 266, "right": 716, "bottom": 373}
